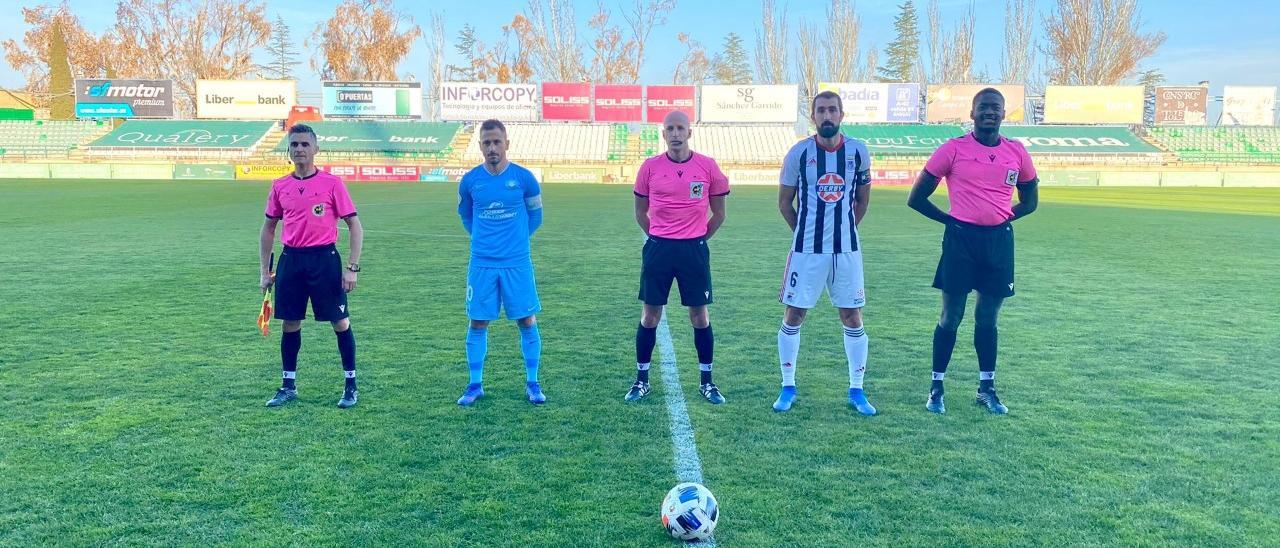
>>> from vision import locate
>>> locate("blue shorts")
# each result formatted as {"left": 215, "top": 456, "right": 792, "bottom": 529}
{"left": 467, "top": 263, "right": 542, "bottom": 321}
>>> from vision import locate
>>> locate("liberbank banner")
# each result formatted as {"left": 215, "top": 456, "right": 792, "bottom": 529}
{"left": 817, "top": 83, "right": 919, "bottom": 123}
{"left": 439, "top": 83, "right": 538, "bottom": 122}
{"left": 322, "top": 81, "right": 422, "bottom": 119}
{"left": 75, "top": 79, "right": 174, "bottom": 118}
{"left": 196, "top": 80, "right": 295, "bottom": 119}
{"left": 700, "top": 85, "right": 798, "bottom": 123}
{"left": 1043, "top": 86, "right": 1144, "bottom": 124}
{"left": 926, "top": 84, "right": 1025, "bottom": 122}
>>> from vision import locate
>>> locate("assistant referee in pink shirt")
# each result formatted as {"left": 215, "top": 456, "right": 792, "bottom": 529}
{"left": 908, "top": 88, "right": 1039, "bottom": 415}
{"left": 259, "top": 124, "right": 365, "bottom": 409}
{"left": 626, "top": 110, "right": 730, "bottom": 405}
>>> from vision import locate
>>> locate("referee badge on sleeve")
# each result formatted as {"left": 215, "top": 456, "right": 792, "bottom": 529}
{"left": 1005, "top": 169, "right": 1018, "bottom": 186}
{"left": 689, "top": 181, "right": 706, "bottom": 199}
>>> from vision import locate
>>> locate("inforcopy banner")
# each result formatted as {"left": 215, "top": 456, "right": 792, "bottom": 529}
{"left": 593, "top": 85, "right": 644, "bottom": 122}
{"left": 926, "top": 84, "right": 1025, "bottom": 122}
{"left": 817, "top": 83, "right": 919, "bottom": 123}
{"left": 542, "top": 83, "right": 592, "bottom": 121}
{"left": 75, "top": 79, "right": 174, "bottom": 118}
{"left": 1042, "top": 86, "right": 1144, "bottom": 124}
{"left": 196, "top": 80, "right": 296, "bottom": 119}
{"left": 645, "top": 85, "right": 696, "bottom": 122}
{"left": 322, "top": 81, "right": 422, "bottom": 119}
{"left": 1154, "top": 86, "right": 1208, "bottom": 125}
{"left": 438, "top": 83, "right": 538, "bottom": 122}
{"left": 1222, "top": 86, "right": 1276, "bottom": 126}
{"left": 700, "top": 85, "right": 798, "bottom": 123}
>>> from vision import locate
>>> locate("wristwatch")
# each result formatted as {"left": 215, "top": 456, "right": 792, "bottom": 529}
{"left": 346, "top": 263, "right": 361, "bottom": 273}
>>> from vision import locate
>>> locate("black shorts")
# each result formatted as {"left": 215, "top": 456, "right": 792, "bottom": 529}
{"left": 932, "top": 220, "right": 1016, "bottom": 298}
{"left": 274, "top": 244, "right": 350, "bottom": 322}
{"left": 639, "top": 236, "right": 713, "bottom": 307}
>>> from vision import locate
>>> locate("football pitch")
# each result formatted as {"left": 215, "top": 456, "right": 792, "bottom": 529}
{"left": 2, "top": 179, "right": 1278, "bottom": 545}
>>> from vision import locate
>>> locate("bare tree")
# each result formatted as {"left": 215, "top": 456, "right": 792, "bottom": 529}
{"left": 1001, "top": 0, "right": 1036, "bottom": 85}
{"left": 821, "top": 0, "right": 861, "bottom": 82}
{"left": 3, "top": 2, "right": 115, "bottom": 103}
{"left": 754, "top": 0, "right": 789, "bottom": 84}
{"left": 586, "top": 1, "right": 637, "bottom": 83}
{"left": 1042, "top": 0, "right": 1166, "bottom": 85}
{"left": 794, "top": 20, "right": 821, "bottom": 109}
{"left": 672, "top": 32, "right": 714, "bottom": 85}
{"left": 926, "top": 0, "right": 976, "bottom": 83}
{"left": 311, "top": 0, "right": 422, "bottom": 81}
{"left": 423, "top": 12, "right": 445, "bottom": 119}
{"left": 521, "top": 0, "right": 586, "bottom": 81}
{"left": 621, "top": 0, "right": 677, "bottom": 83}
{"left": 863, "top": 46, "right": 880, "bottom": 83}
{"left": 113, "top": 0, "right": 271, "bottom": 116}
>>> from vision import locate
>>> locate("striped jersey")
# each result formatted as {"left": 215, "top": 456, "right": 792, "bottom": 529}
{"left": 779, "top": 135, "right": 872, "bottom": 253}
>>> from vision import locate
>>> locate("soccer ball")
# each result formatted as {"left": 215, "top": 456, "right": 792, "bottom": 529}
{"left": 660, "top": 482, "right": 719, "bottom": 541}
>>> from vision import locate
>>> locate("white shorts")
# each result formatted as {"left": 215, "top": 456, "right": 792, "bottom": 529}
{"left": 778, "top": 251, "right": 866, "bottom": 309}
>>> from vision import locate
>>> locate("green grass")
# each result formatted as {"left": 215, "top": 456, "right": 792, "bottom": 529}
{"left": 2, "top": 179, "right": 1278, "bottom": 545}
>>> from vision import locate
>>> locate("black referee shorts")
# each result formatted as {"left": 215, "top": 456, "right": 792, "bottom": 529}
{"left": 274, "top": 243, "right": 350, "bottom": 322}
{"left": 932, "top": 220, "right": 1016, "bottom": 298}
{"left": 639, "top": 236, "right": 713, "bottom": 307}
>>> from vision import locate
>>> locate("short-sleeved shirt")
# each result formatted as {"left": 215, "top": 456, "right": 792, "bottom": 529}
{"left": 264, "top": 169, "right": 357, "bottom": 248}
{"left": 923, "top": 133, "right": 1037, "bottom": 226}
{"left": 458, "top": 162, "right": 542, "bottom": 268}
{"left": 780, "top": 135, "right": 872, "bottom": 254}
{"left": 633, "top": 151, "right": 730, "bottom": 239}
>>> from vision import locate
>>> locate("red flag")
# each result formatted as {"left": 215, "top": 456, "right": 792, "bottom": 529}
{"left": 258, "top": 252, "right": 274, "bottom": 336}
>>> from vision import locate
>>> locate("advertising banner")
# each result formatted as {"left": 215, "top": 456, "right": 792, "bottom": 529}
{"left": 174, "top": 163, "right": 236, "bottom": 180}
{"left": 1222, "top": 86, "right": 1276, "bottom": 126}
{"left": 1038, "top": 171, "right": 1100, "bottom": 186}
{"left": 817, "top": 83, "right": 919, "bottom": 123}
{"left": 1001, "top": 126, "right": 1159, "bottom": 153}
{"left": 700, "top": 85, "right": 798, "bottom": 123}
{"left": 926, "top": 84, "right": 1025, "bottom": 122}
{"left": 726, "top": 169, "right": 778, "bottom": 186}
{"left": 593, "top": 85, "right": 643, "bottom": 122}
{"left": 322, "top": 81, "right": 422, "bottom": 119}
{"left": 1042, "top": 86, "right": 1144, "bottom": 124}
{"left": 420, "top": 166, "right": 473, "bottom": 182}
{"left": 49, "top": 164, "right": 112, "bottom": 179}
{"left": 196, "top": 80, "right": 296, "bottom": 119}
{"left": 0, "top": 163, "right": 51, "bottom": 178}
{"left": 235, "top": 164, "right": 294, "bottom": 180}
{"left": 75, "top": 79, "right": 174, "bottom": 118}
{"left": 871, "top": 169, "right": 916, "bottom": 185}
{"left": 1154, "top": 86, "right": 1208, "bottom": 125}
{"left": 542, "top": 83, "right": 592, "bottom": 121}
{"left": 273, "top": 121, "right": 459, "bottom": 153}
{"left": 89, "top": 121, "right": 273, "bottom": 149}
{"left": 645, "top": 85, "right": 696, "bottom": 122}
{"left": 542, "top": 166, "right": 605, "bottom": 183}
{"left": 438, "top": 82, "right": 538, "bottom": 121}
{"left": 320, "top": 165, "right": 421, "bottom": 182}
{"left": 110, "top": 163, "right": 174, "bottom": 180}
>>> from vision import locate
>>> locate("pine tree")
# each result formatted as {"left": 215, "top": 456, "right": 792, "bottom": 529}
{"left": 48, "top": 22, "right": 74, "bottom": 120}
{"left": 877, "top": 0, "right": 921, "bottom": 83}
{"left": 715, "top": 32, "right": 752, "bottom": 84}
{"left": 262, "top": 15, "right": 300, "bottom": 80}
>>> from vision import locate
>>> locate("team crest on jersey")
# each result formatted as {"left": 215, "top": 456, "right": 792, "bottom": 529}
{"left": 689, "top": 181, "right": 706, "bottom": 199}
{"left": 312, "top": 204, "right": 325, "bottom": 216}
{"left": 507, "top": 180, "right": 518, "bottom": 189}
{"left": 816, "top": 173, "right": 845, "bottom": 202}
{"left": 1005, "top": 169, "right": 1018, "bottom": 186}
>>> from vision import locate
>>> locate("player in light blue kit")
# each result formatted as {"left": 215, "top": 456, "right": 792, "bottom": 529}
{"left": 456, "top": 119, "right": 546, "bottom": 406}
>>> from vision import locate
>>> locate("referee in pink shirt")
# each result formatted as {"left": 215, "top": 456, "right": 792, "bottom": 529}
{"left": 626, "top": 110, "right": 730, "bottom": 405}
{"left": 259, "top": 124, "right": 365, "bottom": 409}
{"left": 908, "top": 88, "right": 1039, "bottom": 415}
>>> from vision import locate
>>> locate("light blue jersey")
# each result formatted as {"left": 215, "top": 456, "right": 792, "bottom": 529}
{"left": 458, "top": 162, "right": 543, "bottom": 268}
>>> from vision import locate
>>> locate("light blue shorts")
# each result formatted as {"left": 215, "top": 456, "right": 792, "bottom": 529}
{"left": 467, "top": 263, "right": 542, "bottom": 321}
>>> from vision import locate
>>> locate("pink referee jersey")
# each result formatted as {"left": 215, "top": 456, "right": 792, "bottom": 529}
{"left": 264, "top": 170, "right": 358, "bottom": 248}
{"left": 924, "top": 133, "right": 1037, "bottom": 226}
{"left": 634, "top": 151, "right": 730, "bottom": 239}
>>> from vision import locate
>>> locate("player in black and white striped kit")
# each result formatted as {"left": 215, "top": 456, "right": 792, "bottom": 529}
{"left": 773, "top": 90, "right": 877, "bottom": 416}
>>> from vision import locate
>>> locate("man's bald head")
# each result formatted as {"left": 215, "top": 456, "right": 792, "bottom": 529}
{"left": 661, "top": 110, "right": 693, "bottom": 159}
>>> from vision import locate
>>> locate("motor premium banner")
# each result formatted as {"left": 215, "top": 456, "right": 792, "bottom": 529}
{"left": 75, "top": 79, "right": 174, "bottom": 118}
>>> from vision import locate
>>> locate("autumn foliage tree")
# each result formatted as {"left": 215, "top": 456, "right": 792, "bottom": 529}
{"left": 2, "top": 2, "right": 114, "bottom": 106}
{"left": 1042, "top": 0, "right": 1166, "bottom": 85}
{"left": 312, "top": 0, "right": 422, "bottom": 81}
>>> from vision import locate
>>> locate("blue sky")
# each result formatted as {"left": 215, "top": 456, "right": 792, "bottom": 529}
{"left": 2, "top": 0, "right": 1277, "bottom": 98}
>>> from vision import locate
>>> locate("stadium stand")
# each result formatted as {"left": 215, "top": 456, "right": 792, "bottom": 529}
{"left": 1146, "top": 126, "right": 1280, "bottom": 164}
{"left": 85, "top": 120, "right": 275, "bottom": 159}
{"left": 0, "top": 120, "right": 108, "bottom": 157}
{"left": 466, "top": 123, "right": 612, "bottom": 162}
{"left": 272, "top": 120, "right": 461, "bottom": 160}
{"left": 687, "top": 124, "right": 797, "bottom": 165}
